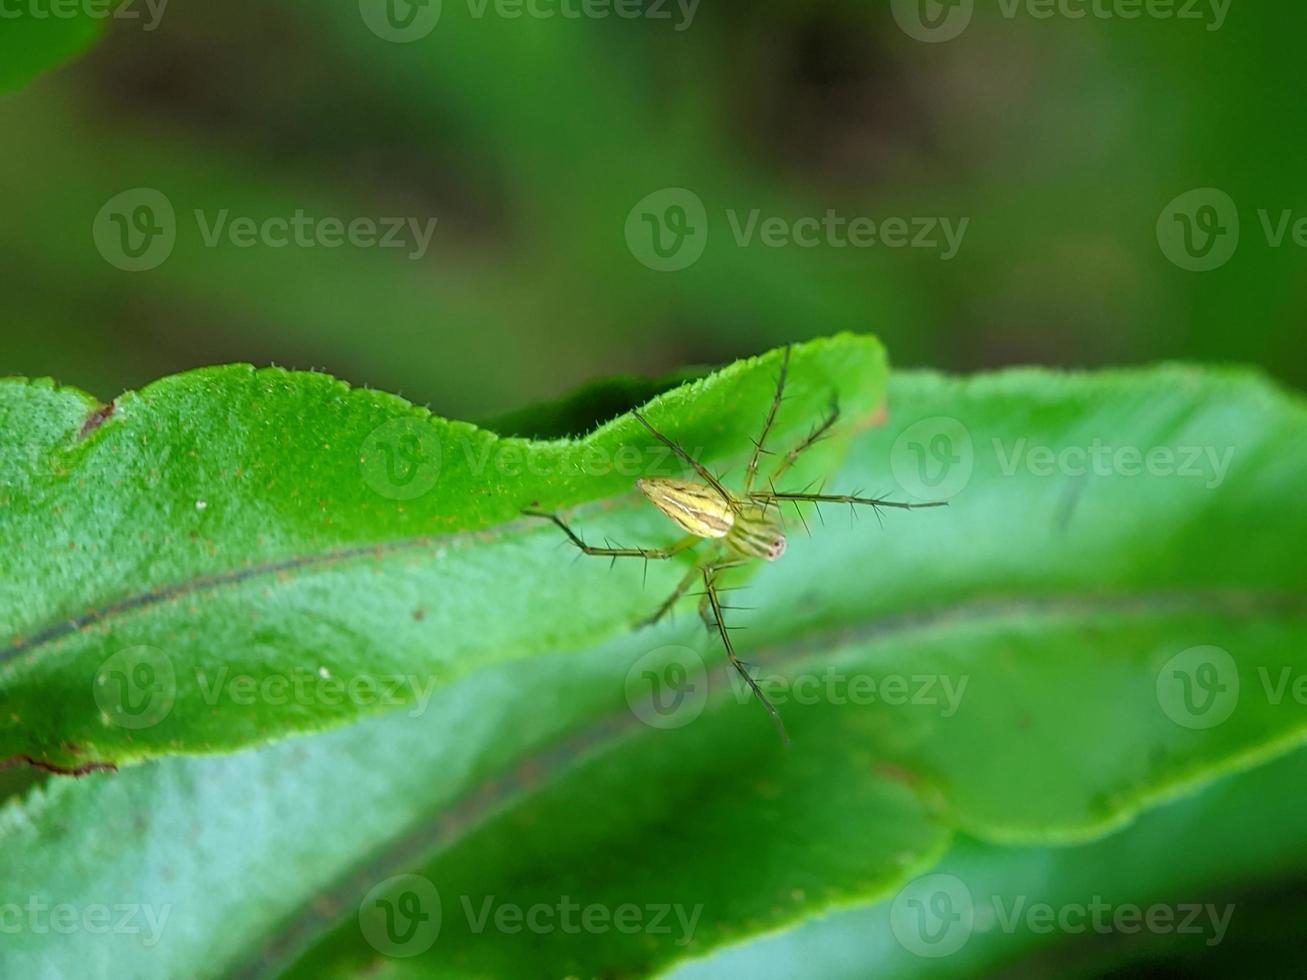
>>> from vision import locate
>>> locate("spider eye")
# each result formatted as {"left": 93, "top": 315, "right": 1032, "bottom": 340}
{"left": 768, "top": 535, "right": 787, "bottom": 561}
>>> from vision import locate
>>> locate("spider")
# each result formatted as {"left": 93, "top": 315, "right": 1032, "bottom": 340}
{"left": 527, "top": 347, "right": 945, "bottom": 743}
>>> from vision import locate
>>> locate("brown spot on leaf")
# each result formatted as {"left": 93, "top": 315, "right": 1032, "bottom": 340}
{"left": 874, "top": 761, "right": 921, "bottom": 786}
{"left": 1, "top": 755, "right": 118, "bottom": 776}
{"left": 77, "top": 401, "right": 115, "bottom": 440}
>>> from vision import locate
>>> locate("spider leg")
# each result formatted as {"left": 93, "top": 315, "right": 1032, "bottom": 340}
{"left": 638, "top": 562, "right": 703, "bottom": 629}
{"left": 700, "top": 563, "right": 789, "bottom": 745}
{"left": 743, "top": 345, "right": 792, "bottom": 494}
{"left": 631, "top": 410, "right": 736, "bottom": 508}
{"left": 524, "top": 511, "right": 701, "bottom": 559}
{"left": 767, "top": 398, "right": 841, "bottom": 485}
{"left": 747, "top": 490, "right": 948, "bottom": 519}
{"left": 694, "top": 558, "right": 749, "bottom": 630}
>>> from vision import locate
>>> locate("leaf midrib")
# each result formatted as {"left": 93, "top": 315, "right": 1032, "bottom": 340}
{"left": 223, "top": 585, "right": 1307, "bottom": 980}
{"left": 2, "top": 506, "right": 625, "bottom": 665}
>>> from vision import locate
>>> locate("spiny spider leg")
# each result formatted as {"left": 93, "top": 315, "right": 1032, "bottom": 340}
{"left": 748, "top": 490, "right": 948, "bottom": 515}
{"left": 631, "top": 409, "right": 736, "bottom": 507}
{"left": 743, "top": 345, "right": 792, "bottom": 494}
{"left": 700, "top": 563, "right": 789, "bottom": 745}
{"left": 638, "top": 561, "right": 705, "bottom": 629}
{"left": 768, "top": 399, "right": 841, "bottom": 485}
{"left": 695, "top": 559, "right": 749, "bottom": 629}
{"left": 524, "top": 511, "right": 701, "bottom": 560}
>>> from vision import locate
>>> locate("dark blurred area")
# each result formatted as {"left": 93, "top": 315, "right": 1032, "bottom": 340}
{"left": 3, "top": 1, "right": 1303, "bottom": 418}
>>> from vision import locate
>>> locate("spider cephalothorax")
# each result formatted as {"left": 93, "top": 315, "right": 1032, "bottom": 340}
{"left": 527, "top": 346, "right": 944, "bottom": 742}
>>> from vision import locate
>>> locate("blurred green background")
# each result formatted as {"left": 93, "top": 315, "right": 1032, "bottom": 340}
{"left": 4, "top": 1, "right": 1303, "bottom": 421}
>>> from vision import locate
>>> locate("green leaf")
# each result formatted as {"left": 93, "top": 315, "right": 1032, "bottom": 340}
{"left": 2, "top": 362, "right": 1304, "bottom": 978}
{"left": 0, "top": 4, "right": 117, "bottom": 93}
{"left": 475, "top": 367, "right": 710, "bottom": 440}
{"left": 666, "top": 740, "right": 1307, "bottom": 979}
{"left": 0, "top": 334, "right": 887, "bottom": 769}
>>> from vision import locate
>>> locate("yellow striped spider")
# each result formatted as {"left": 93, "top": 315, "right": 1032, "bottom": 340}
{"left": 527, "top": 348, "right": 944, "bottom": 742}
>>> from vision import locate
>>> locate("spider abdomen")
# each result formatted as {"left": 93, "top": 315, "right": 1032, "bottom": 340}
{"left": 637, "top": 476, "right": 786, "bottom": 560}
{"left": 637, "top": 477, "right": 734, "bottom": 538}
